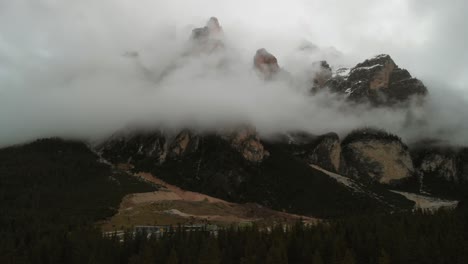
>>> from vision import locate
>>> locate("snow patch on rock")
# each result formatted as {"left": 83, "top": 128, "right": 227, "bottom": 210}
{"left": 391, "top": 191, "right": 458, "bottom": 211}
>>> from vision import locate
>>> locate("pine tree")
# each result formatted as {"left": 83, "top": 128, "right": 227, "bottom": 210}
{"left": 341, "top": 249, "right": 356, "bottom": 264}
{"left": 166, "top": 248, "right": 179, "bottom": 264}
{"left": 198, "top": 237, "right": 221, "bottom": 264}
{"left": 265, "top": 241, "right": 288, "bottom": 264}
{"left": 311, "top": 250, "right": 324, "bottom": 264}
{"left": 378, "top": 249, "right": 391, "bottom": 264}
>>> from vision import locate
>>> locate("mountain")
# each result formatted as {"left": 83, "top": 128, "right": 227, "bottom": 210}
{"left": 2, "top": 17, "right": 466, "bottom": 224}
{"left": 3, "top": 10, "right": 468, "bottom": 264}
{"left": 339, "top": 128, "right": 414, "bottom": 184}
{"left": 97, "top": 128, "right": 416, "bottom": 218}
{"left": 409, "top": 142, "right": 468, "bottom": 198}
{"left": 325, "top": 54, "right": 428, "bottom": 105}
{"left": 90, "top": 18, "right": 464, "bottom": 216}
{"left": 96, "top": 120, "right": 467, "bottom": 219}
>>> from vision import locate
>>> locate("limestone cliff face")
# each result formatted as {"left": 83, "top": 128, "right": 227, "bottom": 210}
{"left": 222, "top": 126, "right": 269, "bottom": 163}
{"left": 310, "top": 61, "right": 333, "bottom": 92}
{"left": 253, "top": 48, "right": 281, "bottom": 80}
{"left": 327, "top": 54, "right": 428, "bottom": 105}
{"left": 98, "top": 130, "right": 168, "bottom": 165}
{"left": 412, "top": 146, "right": 468, "bottom": 185}
{"left": 307, "top": 133, "right": 341, "bottom": 172}
{"left": 98, "top": 129, "right": 201, "bottom": 167}
{"left": 407, "top": 146, "right": 468, "bottom": 196}
{"left": 266, "top": 132, "right": 340, "bottom": 173}
{"left": 99, "top": 126, "right": 269, "bottom": 166}
{"left": 340, "top": 129, "right": 414, "bottom": 184}
{"left": 168, "top": 130, "right": 200, "bottom": 160}
{"left": 419, "top": 153, "right": 458, "bottom": 183}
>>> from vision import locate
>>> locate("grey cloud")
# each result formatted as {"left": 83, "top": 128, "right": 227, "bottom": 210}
{"left": 0, "top": 0, "right": 467, "bottom": 147}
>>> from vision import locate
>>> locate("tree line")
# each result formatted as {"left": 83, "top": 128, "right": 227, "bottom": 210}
{"left": 1, "top": 138, "right": 468, "bottom": 263}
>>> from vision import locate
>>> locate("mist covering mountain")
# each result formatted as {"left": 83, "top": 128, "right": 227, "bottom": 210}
{"left": 0, "top": 0, "right": 467, "bottom": 215}
{"left": 0, "top": 0, "right": 468, "bottom": 147}
{"left": 2, "top": 2, "right": 468, "bottom": 263}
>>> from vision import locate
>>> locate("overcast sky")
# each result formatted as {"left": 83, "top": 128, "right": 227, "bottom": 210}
{"left": 0, "top": 0, "right": 467, "bottom": 147}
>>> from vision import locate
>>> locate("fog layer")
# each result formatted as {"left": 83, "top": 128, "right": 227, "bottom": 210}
{"left": 0, "top": 0, "right": 467, "bottom": 147}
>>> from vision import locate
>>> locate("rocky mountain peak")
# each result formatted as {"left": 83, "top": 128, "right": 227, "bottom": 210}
{"left": 190, "top": 17, "right": 224, "bottom": 53}
{"left": 326, "top": 54, "right": 428, "bottom": 105}
{"left": 206, "top": 17, "right": 222, "bottom": 35}
{"left": 311, "top": 60, "right": 333, "bottom": 91}
{"left": 348, "top": 54, "right": 396, "bottom": 90}
{"left": 191, "top": 17, "right": 223, "bottom": 39}
{"left": 254, "top": 48, "right": 280, "bottom": 79}
{"left": 354, "top": 54, "right": 395, "bottom": 69}
{"left": 315, "top": 60, "right": 332, "bottom": 72}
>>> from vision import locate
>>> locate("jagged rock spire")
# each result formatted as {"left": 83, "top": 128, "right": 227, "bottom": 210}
{"left": 311, "top": 60, "right": 333, "bottom": 92}
{"left": 190, "top": 17, "right": 224, "bottom": 54}
{"left": 253, "top": 48, "right": 280, "bottom": 79}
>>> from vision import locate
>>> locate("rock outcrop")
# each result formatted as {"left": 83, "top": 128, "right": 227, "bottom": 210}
{"left": 405, "top": 145, "right": 468, "bottom": 196}
{"left": 99, "top": 130, "right": 168, "bottom": 165}
{"left": 307, "top": 133, "right": 341, "bottom": 172}
{"left": 94, "top": 125, "right": 419, "bottom": 216}
{"left": 419, "top": 151, "right": 459, "bottom": 183}
{"left": 100, "top": 126, "right": 269, "bottom": 166}
{"left": 190, "top": 17, "right": 224, "bottom": 54}
{"left": 326, "top": 54, "right": 428, "bottom": 105}
{"left": 266, "top": 132, "right": 340, "bottom": 172}
{"left": 98, "top": 129, "right": 201, "bottom": 167}
{"left": 222, "top": 126, "right": 269, "bottom": 162}
{"left": 311, "top": 61, "right": 333, "bottom": 91}
{"left": 168, "top": 130, "right": 200, "bottom": 160}
{"left": 340, "top": 128, "right": 414, "bottom": 184}
{"left": 412, "top": 145, "right": 468, "bottom": 184}
{"left": 254, "top": 48, "right": 281, "bottom": 79}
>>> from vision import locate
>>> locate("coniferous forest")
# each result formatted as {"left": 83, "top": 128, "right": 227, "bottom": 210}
{"left": 2, "top": 210, "right": 468, "bottom": 264}
{"left": 1, "top": 139, "right": 468, "bottom": 264}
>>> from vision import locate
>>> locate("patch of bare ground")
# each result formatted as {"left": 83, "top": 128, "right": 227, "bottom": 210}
{"left": 101, "top": 169, "right": 317, "bottom": 231}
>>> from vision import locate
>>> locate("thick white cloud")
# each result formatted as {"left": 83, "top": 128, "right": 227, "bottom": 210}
{"left": 0, "top": 0, "right": 467, "bottom": 147}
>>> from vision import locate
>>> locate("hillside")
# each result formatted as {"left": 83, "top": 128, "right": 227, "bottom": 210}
{"left": 0, "top": 138, "right": 158, "bottom": 262}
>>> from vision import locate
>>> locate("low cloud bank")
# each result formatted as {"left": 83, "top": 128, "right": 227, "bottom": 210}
{"left": 0, "top": 0, "right": 467, "bottom": 147}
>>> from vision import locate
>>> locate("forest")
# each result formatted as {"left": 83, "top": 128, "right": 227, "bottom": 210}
{"left": 2, "top": 209, "right": 468, "bottom": 264}
{"left": 1, "top": 138, "right": 468, "bottom": 264}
